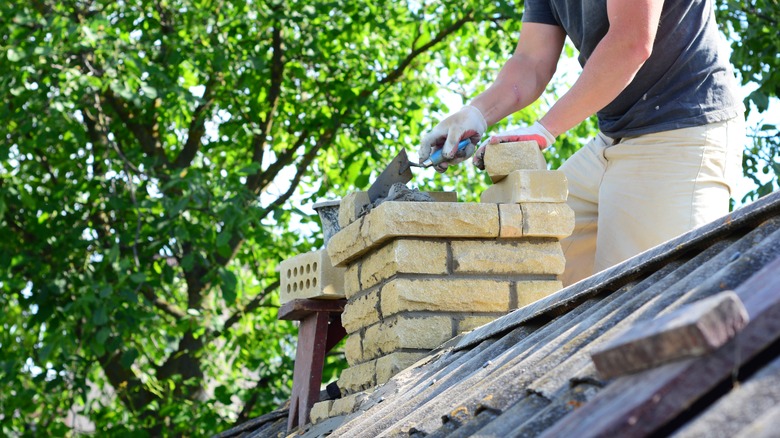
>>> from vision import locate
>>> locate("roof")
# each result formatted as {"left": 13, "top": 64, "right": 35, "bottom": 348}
{"left": 220, "top": 190, "right": 780, "bottom": 437}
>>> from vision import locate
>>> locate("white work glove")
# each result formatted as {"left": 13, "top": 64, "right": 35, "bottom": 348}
{"left": 473, "top": 121, "right": 556, "bottom": 170}
{"left": 419, "top": 105, "right": 487, "bottom": 173}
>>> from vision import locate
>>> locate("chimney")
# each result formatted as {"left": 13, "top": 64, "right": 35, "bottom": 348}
{"left": 311, "top": 141, "right": 574, "bottom": 421}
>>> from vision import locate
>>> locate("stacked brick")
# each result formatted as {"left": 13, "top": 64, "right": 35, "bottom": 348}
{"left": 309, "top": 141, "right": 574, "bottom": 422}
{"left": 329, "top": 141, "right": 571, "bottom": 394}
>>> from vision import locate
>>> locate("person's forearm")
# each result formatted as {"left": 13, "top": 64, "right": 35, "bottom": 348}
{"left": 539, "top": 0, "right": 663, "bottom": 137}
{"left": 539, "top": 32, "right": 651, "bottom": 136}
{"left": 467, "top": 22, "right": 565, "bottom": 127}
{"left": 470, "top": 53, "right": 555, "bottom": 126}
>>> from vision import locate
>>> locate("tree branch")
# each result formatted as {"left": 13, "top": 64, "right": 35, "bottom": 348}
{"left": 139, "top": 286, "right": 187, "bottom": 320}
{"left": 246, "top": 22, "right": 285, "bottom": 190}
{"left": 99, "top": 350, "right": 158, "bottom": 413}
{"left": 174, "top": 74, "right": 220, "bottom": 169}
{"left": 246, "top": 128, "right": 309, "bottom": 194}
{"left": 103, "top": 89, "right": 169, "bottom": 166}
{"left": 258, "top": 127, "right": 335, "bottom": 220}
{"left": 220, "top": 280, "right": 280, "bottom": 335}
{"left": 360, "top": 11, "right": 475, "bottom": 99}
{"left": 233, "top": 376, "right": 274, "bottom": 425}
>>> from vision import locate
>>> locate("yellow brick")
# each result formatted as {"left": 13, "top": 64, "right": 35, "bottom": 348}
{"left": 328, "top": 216, "right": 372, "bottom": 267}
{"left": 330, "top": 391, "right": 372, "bottom": 415}
{"left": 456, "top": 315, "right": 502, "bottom": 333}
{"left": 380, "top": 278, "right": 512, "bottom": 317}
{"left": 339, "top": 361, "right": 376, "bottom": 395}
{"left": 338, "top": 191, "right": 370, "bottom": 229}
{"left": 450, "top": 240, "right": 565, "bottom": 275}
{"left": 344, "top": 334, "right": 363, "bottom": 366}
{"left": 360, "top": 239, "right": 448, "bottom": 290}
{"left": 484, "top": 141, "right": 548, "bottom": 183}
{"left": 362, "top": 315, "right": 453, "bottom": 360}
{"left": 341, "top": 290, "right": 380, "bottom": 334}
{"left": 279, "top": 249, "right": 345, "bottom": 304}
{"left": 310, "top": 400, "right": 333, "bottom": 424}
{"left": 516, "top": 280, "right": 564, "bottom": 308}
{"left": 344, "top": 263, "right": 361, "bottom": 299}
{"left": 498, "top": 204, "right": 524, "bottom": 238}
{"left": 521, "top": 203, "right": 575, "bottom": 239}
{"left": 480, "top": 170, "right": 568, "bottom": 204}
{"left": 376, "top": 352, "right": 428, "bottom": 385}
{"left": 328, "top": 202, "right": 500, "bottom": 267}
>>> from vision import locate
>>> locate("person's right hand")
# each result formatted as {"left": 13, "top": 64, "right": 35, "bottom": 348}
{"left": 419, "top": 105, "right": 487, "bottom": 172}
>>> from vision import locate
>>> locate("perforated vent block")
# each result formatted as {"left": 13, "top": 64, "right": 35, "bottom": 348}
{"left": 279, "top": 249, "right": 345, "bottom": 304}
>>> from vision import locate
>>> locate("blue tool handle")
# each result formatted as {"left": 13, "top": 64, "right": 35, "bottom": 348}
{"left": 424, "top": 139, "right": 472, "bottom": 167}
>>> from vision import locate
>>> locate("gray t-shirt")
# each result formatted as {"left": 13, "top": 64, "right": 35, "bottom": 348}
{"left": 523, "top": 0, "right": 743, "bottom": 138}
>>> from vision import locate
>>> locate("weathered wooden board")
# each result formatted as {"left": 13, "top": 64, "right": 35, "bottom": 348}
{"left": 591, "top": 291, "right": 749, "bottom": 379}
{"left": 539, "top": 253, "right": 780, "bottom": 438}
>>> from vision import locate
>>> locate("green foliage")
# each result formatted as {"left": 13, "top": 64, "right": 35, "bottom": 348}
{"left": 0, "top": 0, "right": 776, "bottom": 435}
{"left": 716, "top": 0, "right": 780, "bottom": 201}
{"left": 0, "top": 0, "right": 529, "bottom": 435}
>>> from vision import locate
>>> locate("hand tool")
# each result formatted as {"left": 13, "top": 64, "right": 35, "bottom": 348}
{"left": 365, "top": 139, "right": 472, "bottom": 203}
{"left": 410, "top": 139, "right": 471, "bottom": 169}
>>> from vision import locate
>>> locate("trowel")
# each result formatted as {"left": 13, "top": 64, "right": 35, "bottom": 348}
{"left": 366, "top": 139, "right": 471, "bottom": 202}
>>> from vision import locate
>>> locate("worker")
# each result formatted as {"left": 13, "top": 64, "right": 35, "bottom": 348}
{"left": 419, "top": 0, "right": 745, "bottom": 286}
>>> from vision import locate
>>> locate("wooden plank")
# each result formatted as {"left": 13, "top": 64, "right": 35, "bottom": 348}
{"left": 590, "top": 291, "right": 749, "bottom": 379}
{"left": 539, "top": 253, "right": 780, "bottom": 438}
{"left": 288, "top": 312, "right": 330, "bottom": 432}
{"left": 278, "top": 298, "right": 346, "bottom": 321}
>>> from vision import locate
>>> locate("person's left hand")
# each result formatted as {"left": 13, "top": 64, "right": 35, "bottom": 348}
{"left": 473, "top": 121, "right": 556, "bottom": 170}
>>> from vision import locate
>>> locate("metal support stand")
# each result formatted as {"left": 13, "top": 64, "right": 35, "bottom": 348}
{"left": 278, "top": 299, "right": 346, "bottom": 432}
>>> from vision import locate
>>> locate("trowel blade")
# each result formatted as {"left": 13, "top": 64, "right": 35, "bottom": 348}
{"left": 367, "top": 149, "right": 414, "bottom": 203}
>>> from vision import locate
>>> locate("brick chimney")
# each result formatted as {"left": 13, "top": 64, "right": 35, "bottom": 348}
{"left": 310, "top": 141, "right": 574, "bottom": 422}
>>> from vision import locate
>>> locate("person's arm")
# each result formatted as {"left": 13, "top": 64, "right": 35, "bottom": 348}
{"left": 471, "top": 23, "right": 566, "bottom": 126}
{"left": 418, "top": 23, "right": 565, "bottom": 170}
{"left": 539, "top": 0, "right": 664, "bottom": 136}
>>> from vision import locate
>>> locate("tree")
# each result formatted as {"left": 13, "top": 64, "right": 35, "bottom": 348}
{"left": 717, "top": 0, "right": 780, "bottom": 201}
{"left": 2, "top": 0, "right": 776, "bottom": 435}
{"left": 0, "top": 0, "right": 527, "bottom": 435}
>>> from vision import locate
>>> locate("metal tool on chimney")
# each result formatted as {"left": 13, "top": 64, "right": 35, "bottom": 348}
{"left": 366, "top": 139, "right": 471, "bottom": 202}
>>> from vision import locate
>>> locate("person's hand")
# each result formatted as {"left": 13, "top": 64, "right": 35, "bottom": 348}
{"left": 420, "top": 105, "right": 487, "bottom": 172}
{"left": 473, "top": 121, "right": 555, "bottom": 170}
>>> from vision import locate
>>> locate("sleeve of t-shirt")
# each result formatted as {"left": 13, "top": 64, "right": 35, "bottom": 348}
{"left": 522, "top": 0, "right": 560, "bottom": 25}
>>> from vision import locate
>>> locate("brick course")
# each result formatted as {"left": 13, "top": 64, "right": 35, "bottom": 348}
{"left": 480, "top": 170, "right": 568, "bottom": 204}
{"left": 450, "top": 240, "right": 565, "bottom": 275}
{"left": 328, "top": 202, "right": 500, "bottom": 267}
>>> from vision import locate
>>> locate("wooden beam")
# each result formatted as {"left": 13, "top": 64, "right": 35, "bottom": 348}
{"left": 591, "top": 291, "right": 749, "bottom": 379}
{"left": 278, "top": 298, "right": 346, "bottom": 321}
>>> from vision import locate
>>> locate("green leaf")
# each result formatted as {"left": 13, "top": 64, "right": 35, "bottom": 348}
{"left": 219, "top": 269, "right": 238, "bottom": 304}
{"left": 238, "top": 162, "right": 262, "bottom": 175}
{"left": 214, "top": 385, "right": 232, "bottom": 404}
{"left": 141, "top": 83, "right": 158, "bottom": 99}
{"left": 92, "top": 306, "right": 108, "bottom": 326}
{"left": 120, "top": 348, "right": 139, "bottom": 368}
{"left": 96, "top": 327, "right": 111, "bottom": 344}
{"left": 181, "top": 253, "right": 194, "bottom": 271}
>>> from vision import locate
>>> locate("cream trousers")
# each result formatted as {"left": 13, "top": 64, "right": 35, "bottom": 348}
{"left": 559, "top": 118, "right": 745, "bottom": 286}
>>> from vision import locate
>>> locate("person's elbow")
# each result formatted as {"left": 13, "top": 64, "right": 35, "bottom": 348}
{"left": 627, "top": 36, "right": 654, "bottom": 65}
{"left": 603, "top": 32, "right": 654, "bottom": 70}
